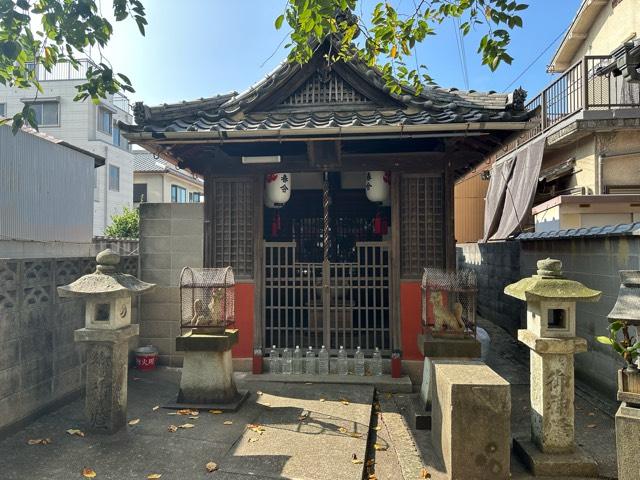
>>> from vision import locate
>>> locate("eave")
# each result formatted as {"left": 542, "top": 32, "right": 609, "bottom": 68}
{"left": 548, "top": 0, "right": 608, "bottom": 73}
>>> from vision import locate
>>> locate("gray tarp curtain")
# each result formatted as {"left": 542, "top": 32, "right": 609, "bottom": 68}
{"left": 482, "top": 137, "right": 546, "bottom": 242}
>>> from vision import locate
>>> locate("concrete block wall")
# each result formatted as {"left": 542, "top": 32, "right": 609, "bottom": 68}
{"left": 457, "top": 242, "right": 524, "bottom": 335}
{"left": 138, "top": 203, "right": 203, "bottom": 367}
{"left": 0, "top": 255, "right": 139, "bottom": 435}
{"left": 520, "top": 237, "right": 637, "bottom": 395}
{"left": 458, "top": 236, "right": 637, "bottom": 397}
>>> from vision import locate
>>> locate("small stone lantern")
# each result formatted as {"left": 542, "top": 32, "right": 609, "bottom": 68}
{"left": 608, "top": 271, "right": 640, "bottom": 480}
{"left": 58, "top": 249, "right": 155, "bottom": 433}
{"left": 505, "top": 258, "right": 601, "bottom": 477}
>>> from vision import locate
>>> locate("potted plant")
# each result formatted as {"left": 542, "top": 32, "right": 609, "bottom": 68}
{"left": 597, "top": 320, "right": 640, "bottom": 398}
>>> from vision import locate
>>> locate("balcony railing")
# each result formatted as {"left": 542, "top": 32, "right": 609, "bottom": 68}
{"left": 26, "top": 59, "right": 132, "bottom": 115}
{"left": 497, "top": 55, "right": 640, "bottom": 159}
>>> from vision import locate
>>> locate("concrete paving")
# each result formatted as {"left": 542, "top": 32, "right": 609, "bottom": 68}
{"left": 0, "top": 369, "right": 375, "bottom": 480}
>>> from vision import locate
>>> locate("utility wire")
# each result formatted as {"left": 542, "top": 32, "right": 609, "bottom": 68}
{"left": 453, "top": 17, "right": 469, "bottom": 90}
{"left": 502, "top": 28, "right": 568, "bottom": 92}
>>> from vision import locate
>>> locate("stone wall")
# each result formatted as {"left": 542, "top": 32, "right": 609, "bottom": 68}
{"left": 138, "top": 203, "right": 203, "bottom": 367}
{"left": 457, "top": 242, "right": 524, "bottom": 335}
{"left": 0, "top": 255, "right": 139, "bottom": 434}
{"left": 458, "top": 235, "right": 638, "bottom": 396}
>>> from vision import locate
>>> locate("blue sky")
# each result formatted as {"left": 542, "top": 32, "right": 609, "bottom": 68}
{"left": 102, "top": 0, "right": 583, "bottom": 107}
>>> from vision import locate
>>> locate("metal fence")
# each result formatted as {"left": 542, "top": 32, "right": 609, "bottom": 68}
{"left": 498, "top": 55, "right": 640, "bottom": 159}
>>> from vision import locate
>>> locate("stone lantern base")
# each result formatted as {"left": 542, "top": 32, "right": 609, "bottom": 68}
{"left": 74, "top": 324, "right": 139, "bottom": 434}
{"left": 170, "top": 329, "right": 248, "bottom": 411}
{"left": 513, "top": 438, "right": 598, "bottom": 478}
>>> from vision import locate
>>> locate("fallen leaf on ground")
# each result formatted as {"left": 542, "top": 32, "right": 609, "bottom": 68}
{"left": 223, "top": 421, "right": 233, "bottom": 425}
{"left": 368, "top": 474, "right": 377, "bottom": 480}
{"left": 249, "top": 425, "right": 266, "bottom": 434}
{"left": 167, "top": 425, "right": 178, "bottom": 433}
{"left": 305, "top": 382, "right": 313, "bottom": 385}
{"left": 366, "top": 459, "right": 375, "bottom": 467}
{"left": 209, "top": 410, "right": 223, "bottom": 414}
{"left": 167, "top": 412, "right": 178, "bottom": 415}
{"left": 338, "top": 427, "right": 348, "bottom": 434}
{"left": 373, "top": 443, "right": 387, "bottom": 451}
{"left": 147, "top": 474, "right": 162, "bottom": 479}
{"left": 420, "top": 467, "right": 431, "bottom": 479}
{"left": 384, "top": 393, "right": 393, "bottom": 399}
{"left": 340, "top": 399, "right": 350, "bottom": 406}
{"left": 128, "top": 419, "right": 140, "bottom": 426}
{"left": 248, "top": 437, "right": 259, "bottom": 443}
{"left": 205, "top": 462, "right": 218, "bottom": 473}
{"left": 587, "top": 424, "right": 597, "bottom": 428}
{"left": 350, "top": 432, "right": 363, "bottom": 438}
{"left": 372, "top": 426, "right": 381, "bottom": 431}
{"left": 178, "top": 409, "right": 198, "bottom": 416}
{"left": 319, "top": 398, "right": 326, "bottom": 402}
{"left": 82, "top": 467, "right": 97, "bottom": 478}
{"left": 27, "top": 438, "right": 52, "bottom": 445}
{"left": 256, "top": 391, "right": 263, "bottom": 396}
{"left": 66, "top": 429, "right": 85, "bottom": 437}
{"left": 587, "top": 412, "right": 595, "bottom": 416}
{"left": 351, "top": 453, "right": 362, "bottom": 464}
{"left": 297, "top": 414, "right": 308, "bottom": 421}
{"left": 152, "top": 406, "right": 160, "bottom": 411}
{"left": 179, "top": 423, "right": 195, "bottom": 429}
{"left": 188, "top": 416, "right": 199, "bottom": 420}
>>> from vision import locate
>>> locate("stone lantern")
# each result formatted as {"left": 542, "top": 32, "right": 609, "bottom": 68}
{"left": 57, "top": 249, "right": 155, "bottom": 433}
{"left": 608, "top": 270, "right": 640, "bottom": 480}
{"left": 505, "top": 258, "right": 601, "bottom": 477}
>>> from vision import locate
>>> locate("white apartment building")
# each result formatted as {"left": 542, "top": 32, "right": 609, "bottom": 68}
{"left": 0, "top": 60, "right": 135, "bottom": 236}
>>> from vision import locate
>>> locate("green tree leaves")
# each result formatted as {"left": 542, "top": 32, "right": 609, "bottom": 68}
{"left": 104, "top": 206, "right": 140, "bottom": 239}
{"left": 0, "top": 0, "right": 146, "bottom": 133}
{"left": 279, "top": 0, "right": 528, "bottom": 94}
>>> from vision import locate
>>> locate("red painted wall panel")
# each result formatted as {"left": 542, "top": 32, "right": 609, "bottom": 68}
{"left": 400, "top": 281, "right": 423, "bottom": 360}
{"left": 232, "top": 283, "right": 254, "bottom": 358}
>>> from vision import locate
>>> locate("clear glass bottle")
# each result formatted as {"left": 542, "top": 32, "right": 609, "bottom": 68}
{"left": 293, "top": 345, "right": 303, "bottom": 374}
{"left": 372, "top": 347, "right": 382, "bottom": 376}
{"left": 270, "top": 345, "right": 280, "bottom": 374}
{"left": 337, "top": 345, "right": 348, "bottom": 375}
{"left": 282, "top": 347, "right": 292, "bottom": 374}
{"left": 305, "top": 346, "right": 316, "bottom": 375}
{"left": 354, "top": 346, "right": 365, "bottom": 376}
{"left": 318, "top": 345, "right": 329, "bottom": 375}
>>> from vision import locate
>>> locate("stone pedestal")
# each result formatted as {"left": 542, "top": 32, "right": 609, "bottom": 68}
{"left": 513, "top": 329, "right": 598, "bottom": 477}
{"left": 74, "top": 324, "right": 139, "bottom": 433}
{"left": 416, "top": 333, "right": 481, "bottom": 430}
{"left": 616, "top": 403, "right": 640, "bottom": 480}
{"left": 173, "top": 329, "right": 248, "bottom": 410}
{"left": 431, "top": 362, "right": 511, "bottom": 480}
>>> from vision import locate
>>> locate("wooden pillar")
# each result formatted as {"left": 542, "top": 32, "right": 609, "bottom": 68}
{"left": 444, "top": 160, "right": 456, "bottom": 272}
{"left": 390, "top": 172, "right": 402, "bottom": 351}
{"left": 322, "top": 172, "right": 331, "bottom": 350}
{"left": 253, "top": 175, "right": 264, "bottom": 350}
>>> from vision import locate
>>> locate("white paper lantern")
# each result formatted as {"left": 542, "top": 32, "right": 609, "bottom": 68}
{"left": 264, "top": 173, "right": 291, "bottom": 208}
{"left": 365, "top": 171, "right": 391, "bottom": 203}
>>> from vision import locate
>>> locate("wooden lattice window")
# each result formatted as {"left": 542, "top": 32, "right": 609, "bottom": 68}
{"left": 400, "top": 175, "right": 444, "bottom": 278}
{"left": 281, "top": 69, "right": 370, "bottom": 106}
{"left": 209, "top": 179, "right": 255, "bottom": 278}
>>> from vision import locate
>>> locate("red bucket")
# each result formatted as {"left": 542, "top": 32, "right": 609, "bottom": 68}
{"left": 135, "top": 346, "right": 158, "bottom": 371}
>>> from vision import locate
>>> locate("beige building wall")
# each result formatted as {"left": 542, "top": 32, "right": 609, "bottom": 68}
{"left": 572, "top": 0, "right": 639, "bottom": 62}
{"left": 133, "top": 172, "right": 204, "bottom": 204}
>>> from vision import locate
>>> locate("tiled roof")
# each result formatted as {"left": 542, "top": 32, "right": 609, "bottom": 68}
{"left": 517, "top": 222, "right": 640, "bottom": 240}
{"left": 133, "top": 151, "right": 203, "bottom": 183}
{"left": 123, "top": 39, "right": 531, "bottom": 136}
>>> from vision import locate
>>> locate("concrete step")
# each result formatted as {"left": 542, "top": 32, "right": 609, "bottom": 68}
{"left": 236, "top": 372, "right": 413, "bottom": 393}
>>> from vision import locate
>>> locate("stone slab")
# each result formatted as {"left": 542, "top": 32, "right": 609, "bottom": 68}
{"left": 517, "top": 329, "right": 587, "bottom": 354}
{"left": 432, "top": 362, "right": 511, "bottom": 480}
{"left": 165, "top": 389, "right": 249, "bottom": 412}
{"left": 175, "top": 329, "right": 239, "bottom": 352}
{"left": 513, "top": 437, "right": 598, "bottom": 478}
{"left": 238, "top": 372, "right": 412, "bottom": 393}
{"left": 615, "top": 403, "right": 640, "bottom": 480}
{"left": 74, "top": 324, "right": 139, "bottom": 343}
{"left": 418, "top": 333, "right": 482, "bottom": 358}
{"left": 178, "top": 349, "right": 239, "bottom": 404}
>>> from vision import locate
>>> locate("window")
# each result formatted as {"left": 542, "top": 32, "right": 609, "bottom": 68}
{"left": 109, "top": 165, "right": 120, "bottom": 192}
{"left": 112, "top": 125, "right": 121, "bottom": 146}
{"left": 189, "top": 192, "right": 202, "bottom": 203}
{"left": 171, "top": 185, "right": 187, "bottom": 203}
{"left": 133, "top": 183, "right": 148, "bottom": 203}
{"left": 0, "top": 103, "right": 5, "bottom": 117}
{"left": 29, "top": 101, "right": 59, "bottom": 126}
{"left": 98, "top": 107, "right": 113, "bottom": 134}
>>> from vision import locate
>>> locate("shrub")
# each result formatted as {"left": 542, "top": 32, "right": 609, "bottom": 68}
{"left": 104, "top": 206, "right": 139, "bottom": 238}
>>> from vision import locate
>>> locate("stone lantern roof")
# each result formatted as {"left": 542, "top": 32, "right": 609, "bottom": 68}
{"left": 57, "top": 249, "right": 155, "bottom": 299}
{"left": 608, "top": 270, "right": 640, "bottom": 325}
{"left": 504, "top": 258, "right": 601, "bottom": 302}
